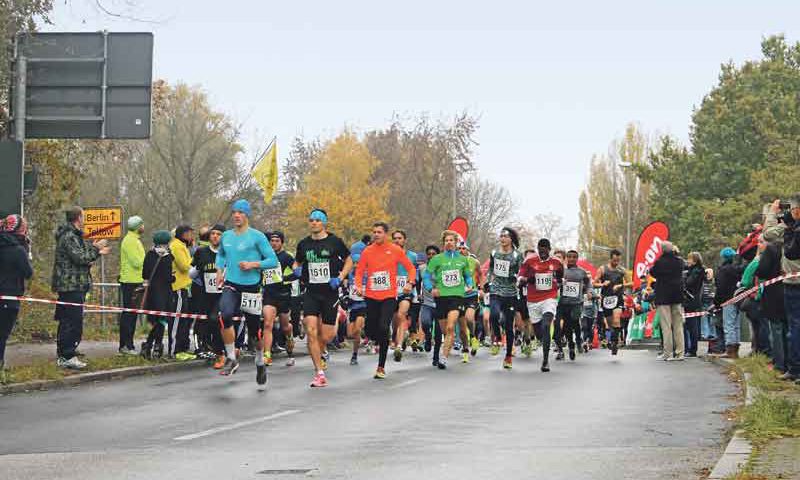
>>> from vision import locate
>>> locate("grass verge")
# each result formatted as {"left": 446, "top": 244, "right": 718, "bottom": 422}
{"left": 1, "top": 354, "right": 167, "bottom": 385}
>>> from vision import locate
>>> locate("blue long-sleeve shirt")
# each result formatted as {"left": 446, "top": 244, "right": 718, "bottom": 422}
{"left": 215, "top": 228, "right": 278, "bottom": 286}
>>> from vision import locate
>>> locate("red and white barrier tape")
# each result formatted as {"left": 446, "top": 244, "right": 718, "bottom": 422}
{"left": 681, "top": 271, "right": 800, "bottom": 318}
{"left": 0, "top": 295, "right": 211, "bottom": 320}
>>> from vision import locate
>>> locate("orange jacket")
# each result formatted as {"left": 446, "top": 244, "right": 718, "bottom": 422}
{"left": 354, "top": 242, "right": 416, "bottom": 301}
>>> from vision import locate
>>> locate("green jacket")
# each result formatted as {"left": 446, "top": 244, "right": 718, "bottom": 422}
{"left": 51, "top": 222, "right": 99, "bottom": 293}
{"left": 740, "top": 257, "right": 762, "bottom": 301}
{"left": 119, "top": 230, "right": 145, "bottom": 284}
{"left": 423, "top": 250, "right": 474, "bottom": 297}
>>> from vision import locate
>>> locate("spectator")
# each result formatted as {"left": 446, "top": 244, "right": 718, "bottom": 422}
{"left": 756, "top": 227, "right": 787, "bottom": 373}
{"left": 169, "top": 225, "right": 194, "bottom": 359}
{"left": 764, "top": 196, "right": 800, "bottom": 381}
{"left": 0, "top": 215, "right": 33, "bottom": 382}
{"left": 739, "top": 251, "right": 771, "bottom": 356}
{"left": 140, "top": 230, "right": 174, "bottom": 360}
{"left": 118, "top": 215, "right": 145, "bottom": 355}
{"left": 649, "top": 241, "right": 686, "bottom": 361}
{"left": 683, "top": 252, "right": 705, "bottom": 357}
{"left": 714, "top": 247, "right": 743, "bottom": 359}
{"left": 52, "top": 206, "right": 111, "bottom": 369}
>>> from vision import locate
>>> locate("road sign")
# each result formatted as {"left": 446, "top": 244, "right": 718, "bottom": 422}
{"left": 83, "top": 206, "right": 124, "bottom": 240}
{"left": 12, "top": 32, "right": 153, "bottom": 139}
{"left": 0, "top": 141, "right": 23, "bottom": 216}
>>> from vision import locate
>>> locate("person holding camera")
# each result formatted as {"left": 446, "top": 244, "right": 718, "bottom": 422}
{"left": 764, "top": 196, "right": 800, "bottom": 380}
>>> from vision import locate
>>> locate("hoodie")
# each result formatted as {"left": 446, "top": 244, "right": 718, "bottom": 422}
{"left": 0, "top": 233, "right": 33, "bottom": 297}
{"left": 51, "top": 222, "right": 99, "bottom": 293}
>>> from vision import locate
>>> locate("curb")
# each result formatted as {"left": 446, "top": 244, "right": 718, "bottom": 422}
{"left": 0, "top": 359, "right": 208, "bottom": 395}
{"left": 706, "top": 355, "right": 754, "bottom": 479}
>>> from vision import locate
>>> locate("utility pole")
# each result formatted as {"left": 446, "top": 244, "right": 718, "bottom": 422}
{"left": 619, "top": 161, "right": 633, "bottom": 268}
{"left": 13, "top": 37, "right": 27, "bottom": 217}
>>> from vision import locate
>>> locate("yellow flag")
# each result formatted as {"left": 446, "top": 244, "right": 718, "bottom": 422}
{"left": 252, "top": 139, "right": 278, "bottom": 203}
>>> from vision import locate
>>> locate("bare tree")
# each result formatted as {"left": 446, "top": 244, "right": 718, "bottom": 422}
{"left": 457, "top": 175, "right": 517, "bottom": 258}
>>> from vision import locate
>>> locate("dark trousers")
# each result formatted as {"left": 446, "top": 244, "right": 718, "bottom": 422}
{"left": 167, "top": 289, "right": 192, "bottom": 355}
{"left": 684, "top": 315, "right": 700, "bottom": 355}
{"left": 490, "top": 295, "right": 516, "bottom": 357}
{"left": 768, "top": 317, "right": 788, "bottom": 372}
{"left": 0, "top": 301, "right": 20, "bottom": 363}
{"left": 55, "top": 291, "right": 86, "bottom": 360}
{"left": 118, "top": 282, "right": 141, "bottom": 350}
{"left": 366, "top": 298, "right": 397, "bottom": 368}
{"left": 785, "top": 285, "right": 800, "bottom": 376}
{"left": 559, "top": 303, "right": 582, "bottom": 350}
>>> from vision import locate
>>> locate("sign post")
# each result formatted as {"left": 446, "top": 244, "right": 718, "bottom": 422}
{"left": 83, "top": 206, "right": 123, "bottom": 329}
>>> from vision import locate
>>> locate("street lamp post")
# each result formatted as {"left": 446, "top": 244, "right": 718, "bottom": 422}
{"left": 619, "top": 161, "right": 633, "bottom": 268}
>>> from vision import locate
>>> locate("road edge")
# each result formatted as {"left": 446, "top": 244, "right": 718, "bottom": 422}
{"left": 706, "top": 355, "right": 754, "bottom": 480}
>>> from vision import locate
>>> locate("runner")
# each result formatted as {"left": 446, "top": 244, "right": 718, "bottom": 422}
{"left": 556, "top": 249, "right": 593, "bottom": 361}
{"left": 354, "top": 222, "right": 416, "bottom": 379}
{"left": 214, "top": 200, "right": 278, "bottom": 389}
{"left": 593, "top": 248, "right": 631, "bottom": 356}
{"left": 347, "top": 238, "right": 368, "bottom": 366}
{"left": 261, "top": 231, "right": 297, "bottom": 367}
{"left": 418, "top": 246, "right": 440, "bottom": 353}
{"left": 191, "top": 223, "right": 226, "bottom": 369}
{"left": 293, "top": 208, "right": 353, "bottom": 388}
{"left": 423, "top": 230, "right": 474, "bottom": 370}
{"left": 487, "top": 227, "right": 522, "bottom": 369}
{"left": 518, "top": 238, "right": 564, "bottom": 373}
{"left": 513, "top": 249, "right": 537, "bottom": 358}
{"left": 457, "top": 242, "right": 483, "bottom": 362}
{"left": 390, "top": 229, "right": 418, "bottom": 362}
{"left": 580, "top": 287, "right": 600, "bottom": 352}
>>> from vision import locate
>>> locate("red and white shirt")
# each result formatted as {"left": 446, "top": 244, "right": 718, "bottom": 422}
{"left": 519, "top": 255, "right": 564, "bottom": 303}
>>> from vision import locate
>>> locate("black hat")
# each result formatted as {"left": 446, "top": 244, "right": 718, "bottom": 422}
{"left": 175, "top": 225, "right": 194, "bottom": 239}
{"left": 537, "top": 238, "right": 551, "bottom": 249}
{"left": 210, "top": 224, "right": 225, "bottom": 234}
{"left": 269, "top": 230, "right": 285, "bottom": 243}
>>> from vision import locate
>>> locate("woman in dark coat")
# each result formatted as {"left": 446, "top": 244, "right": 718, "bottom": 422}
{"left": 0, "top": 215, "right": 33, "bottom": 381}
{"left": 683, "top": 252, "right": 705, "bottom": 357}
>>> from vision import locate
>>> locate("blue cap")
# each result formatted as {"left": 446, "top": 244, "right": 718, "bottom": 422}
{"left": 232, "top": 199, "right": 251, "bottom": 217}
{"left": 720, "top": 247, "right": 736, "bottom": 260}
{"left": 350, "top": 240, "right": 366, "bottom": 257}
{"left": 309, "top": 209, "right": 328, "bottom": 224}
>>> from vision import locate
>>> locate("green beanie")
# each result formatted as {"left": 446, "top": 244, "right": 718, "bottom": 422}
{"left": 152, "top": 230, "right": 172, "bottom": 245}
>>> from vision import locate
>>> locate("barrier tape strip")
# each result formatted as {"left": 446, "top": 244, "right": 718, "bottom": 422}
{"left": 0, "top": 295, "right": 214, "bottom": 320}
{"left": 680, "top": 271, "right": 800, "bottom": 318}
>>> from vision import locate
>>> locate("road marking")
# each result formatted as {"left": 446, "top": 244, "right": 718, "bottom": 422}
{"left": 174, "top": 409, "right": 300, "bottom": 441}
{"left": 388, "top": 377, "right": 425, "bottom": 390}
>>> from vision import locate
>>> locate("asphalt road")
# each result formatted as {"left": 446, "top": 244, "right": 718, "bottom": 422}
{"left": 0, "top": 346, "right": 734, "bottom": 480}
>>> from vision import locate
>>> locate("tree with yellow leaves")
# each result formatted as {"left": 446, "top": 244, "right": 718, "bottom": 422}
{"left": 286, "top": 132, "right": 391, "bottom": 244}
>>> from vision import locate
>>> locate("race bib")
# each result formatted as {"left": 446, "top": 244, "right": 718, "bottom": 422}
{"left": 262, "top": 266, "right": 283, "bottom": 286}
{"left": 493, "top": 259, "right": 510, "bottom": 278}
{"left": 602, "top": 296, "right": 619, "bottom": 310}
{"left": 204, "top": 272, "right": 222, "bottom": 294}
{"left": 397, "top": 275, "right": 408, "bottom": 291}
{"left": 370, "top": 271, "right": 391, "bottom": 291}
{"left": 240, "top": 292, "right": 262, "bottom": 315}
{"left": 308, "top": 261, "right": 331, "bottom": 284}
{"left": 534, "top": 273, "right": 553, "bottom": 291}
{"left": 562, "top": 281, "right": 580, "bottom": 298}
{"left": 349, "top": 283, "right": 364, "bottom": 301}
{"left": 522, "top": 286, "right": 528, "bottom": 296}
{"left": 291, "top": 279, "right": 300, "bottom": 297}
{"left": 442, "top": 269, "right": 461, "bottom": 288}
{"left": 484, "top": 293, "right": 491, "bottom": 305}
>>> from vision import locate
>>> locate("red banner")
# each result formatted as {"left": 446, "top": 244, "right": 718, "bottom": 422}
{"left": 447, "top": 217, "right": 469, "bottom": 244}
{"left": 633, "top": 221, "right": 670, "bottom": 290}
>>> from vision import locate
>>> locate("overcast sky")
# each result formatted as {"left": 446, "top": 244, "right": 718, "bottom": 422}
{"left": 45, "top": 0, "right": 800, "bottom": 235}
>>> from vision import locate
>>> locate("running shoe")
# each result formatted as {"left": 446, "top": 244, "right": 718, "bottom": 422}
{"left": 462, "top": 352, "right": 469, "bottom": 363}
{"left": 470, "top": 337, "right": 479, "bottom": 356}
{"left": 432, "top": 358, "right": 439, "bottom": 368}
{"left": 57, "top": 356, "right": 86, "bottom": 370}
{"left": 503, "top": 356, "right": 513, "bottom": 369}
{"left": 410, "top": 339, "right": 419, "bottom": 352}
{"left": 438, "top": 358, "right": 447, "bottom": 370}
{"left": 256, "top": 364, "right": 267, "bottom": 387}
{"left": 394, "top": 348, "right": 403, "bottom": 362}
{"left": 555, "top": 351, "right": 565, "bottom": 361}
{"left": 310, "top": 372, "right": 328, "bottom": 387}
{"left": 541, "top": 361, "right": 550, "bottom": 373}
{"left": 213, "top": 355, "right": 226, "bottom": 369}
{"left": 522, "top": 343, "right": 533, "bottom": 358}
{"left": 220, "top": 358, "right": 239, "bottom": 376}
{"left": 490, "top": 344, "right": 500, "bottom": 356}
{"left": 454, "top": 341, "right": 462, "bottom": 351}
{"left": 583, "top": 342, "right": 589, "bottom": 353}
{"left": 569, "top": 349, "right": 576, "bottom": 361}
{"left": 350, "top": 354, "right": 358, "bottom": 366}
{"left": 374, "top": 367, "right": 386, "bottom": 379}
{"left": 482, "top": 337, "right": 492, "bottom": 347}
{"left": 285, "top": 357, "right": 296, "bottom": 367}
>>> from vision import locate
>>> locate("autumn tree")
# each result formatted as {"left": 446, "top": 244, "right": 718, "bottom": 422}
{"left": 457, "top": 175, "right": 517, "bottom": 258}
{"left": 286, "top": 132, "right": 391, "bottom": 244}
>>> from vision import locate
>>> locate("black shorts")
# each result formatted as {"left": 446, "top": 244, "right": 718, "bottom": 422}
{"left": 365, "top": 298, "right": 397, "bottom": 341}
{"left": 408, "top": 302, "right": 421, "bottom": 330}
{"left": 263, "top": 290, "right": 291, "bottom": 314}
{"left": 303, "top": 289, "right": 339, "bottom": 326}
{"left": 349, "top": 305, "right": 367, "bottom": 323}
{"left": 397, "top": 293, "right": 414, "bottom": 304}
{"left": 602, "top": 296, "right": 624, "bottom": 318}
{"left": 462, "top": 296, "right": 479, "bottom": 312}
{"left": 435, "top": 296, "right": 464, "bottom": 320}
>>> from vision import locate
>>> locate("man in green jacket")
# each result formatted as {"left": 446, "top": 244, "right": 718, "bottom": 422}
{"left": 119, "top": 216, "right": 145, "bottom": 355}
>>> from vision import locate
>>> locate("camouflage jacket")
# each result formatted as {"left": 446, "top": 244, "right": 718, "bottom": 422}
{"left": 51, "top": 223, "right": 99, "bottom": 293}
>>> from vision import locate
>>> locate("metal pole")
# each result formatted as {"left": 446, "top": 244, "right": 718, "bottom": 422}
{"left": 452, "top": 169, "right": 458, "bottom": 219}
{"left": 14, "top": 53, "right": 27, "bottom": 216}
{"left": 626, "top": 170, "right": 633, "bottom": 268}
{"left": 100, "top": 30, "right": 109, "bottom": 139}
{"left": 100, "top": 255, "right": 106, "bottom": 329}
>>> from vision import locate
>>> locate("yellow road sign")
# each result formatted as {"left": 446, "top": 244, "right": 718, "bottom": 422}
{"left": 83, "top": 206, "right": 124, "bottom": 240}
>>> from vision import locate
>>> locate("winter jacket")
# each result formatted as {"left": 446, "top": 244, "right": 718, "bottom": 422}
{"left": 714, "top": 260, "right": 743, "bottom": 306}
{"left": 119, "top": 230, "right": 145, "bottom": 284}
{"left": 764, "top": 211, "right": 800, "bottom": 286}
{"left": 51, "top": 223, "right": 99, "bottom": 293}
{"left": 649, "top": 251, "right": 685, "bottom": 306}
{"left": 169, "top": 237, "right": 192, "bottom": 291}
{"left": 0, "top": 232, "right": 33, "bottom": 297}
{"left": 142, "top": 248, "right": 174, "bottom": 312}
{"left": 683, "top": 264, "right": 705, "bottom": 312}
{"left": 756, "top": 243, "right": 786, "bottom": 321}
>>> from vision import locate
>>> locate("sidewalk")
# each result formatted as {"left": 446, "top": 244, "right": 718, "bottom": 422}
{"left": 5, "top": 340, "right": 122, "bottom": 367}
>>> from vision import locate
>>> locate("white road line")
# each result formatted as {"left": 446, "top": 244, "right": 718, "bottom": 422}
{"left": 174, "top": 409, "right": 301, "bottom": 441}
{"left": 388, "top": 377, "right": 426, "bottom": 390}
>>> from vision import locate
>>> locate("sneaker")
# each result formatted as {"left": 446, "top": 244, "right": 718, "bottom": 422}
{"left": 503, "top": 356, "right": 513, "bottom": 370}
{"left": 350, "top": 354, "right": 358, "bottom": 366}
{"left": 175, "top": 352, "right": 197, "bottom": 361}
{"left": 583, "top": 342, "right": 589, "bottom": 353}
{"left": 656, "top": 353, "right": 668, "bottom": 361}
{"left": 220, "top": 358, "right": 239, "bottom": 376}
{"left": 610, "top": 345, "right": 618, "bottom": 356}
{"left": 394, "top": 348, "right": 403, "bottom": 363}
{"left": 310, "top": 372, "right": 328, "bottom": 387}
{"left": 438, "top": 358, "right": 447, "bottom": 370}
{"left": 374, "top": 368, "right": 386, "bottom": 379}
{"left": 57, "top": 356, "right": 86, "bottom": 370}
{"left": 118, "top": 347, "right": 137, "bottom": 356}
{"left": 490, "top": 344, "right": 500, "bottom": 356}
{"left": 781, "top": 372, "right": 798, "bottom": 381}
{"left": 272, "top": 345, "right": 286, "bottom": 354}
{"left": 569, "top": 349, "right": 576, "bottom": 361}
{"left": 541, "top": 361, "right": 550, "bottom": 373}
{"left": 256, "top": 364, "right": 267, "bottom": 387}
{"left": 523, "top": 343, "right": 533, "bottom": 358}
{"left": 462, "top": 352, "right": 469, "bottom": 363}
{"left": 432, "top": 358, "right": 439, "bottom": 368}
{"left": 140, "top": 342, "right": 152, "bottom": 360}
{"left": 470, "top": 337, "right": 480, "bottom": 356}
{"left": 482, "top": 338, "right": 492, "bottom": 347}
{"left": 285, "top": 357, "right": 296, "bottom": 367}
{"left": 213, "top": 355, "right": 226, "bottom": 369}
{"left": 556, "top": 351, "right": 565, "bottom": 361}
{"left": 667, "top": 355, "right": 685, "bottom": 362}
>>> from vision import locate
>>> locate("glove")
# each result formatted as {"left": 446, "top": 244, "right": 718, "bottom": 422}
{"left": 293, "top": 267, "right": 303, "bottom": 279}
{"left": 329, "top": 277, "right": 341, "bottom": 291}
